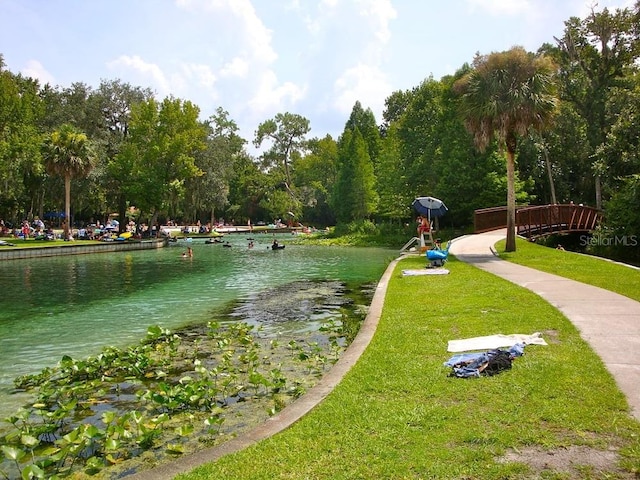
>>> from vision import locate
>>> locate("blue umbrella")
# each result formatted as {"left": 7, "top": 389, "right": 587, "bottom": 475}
{"left": 44, "top": 211, "right": 66, "bottom": 219}
{"left": 412, "top": 196, "right": 448, "bottom": 221}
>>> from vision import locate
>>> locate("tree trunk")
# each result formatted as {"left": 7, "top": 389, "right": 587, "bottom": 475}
{"left": 118, "top": 194, "right": 127, "bottom": 235}
{"left": 505, "top": 150, "right": 517, "bottom": 252}
{"left": 64, "top": 175, "right": 71, "bottom": 239}
{"left": 595, "top": 175, "right": 602, "bottom": 210}
{"left": 543, "top": 147, "right": 557, "bottom": 205}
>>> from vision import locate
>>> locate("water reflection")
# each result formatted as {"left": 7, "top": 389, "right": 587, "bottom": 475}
{"left": 0, "top": 237, "right": 393, "bottom": 417}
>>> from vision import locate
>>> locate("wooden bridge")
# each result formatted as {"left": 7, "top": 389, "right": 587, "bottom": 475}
{"left": 474, "top": 204, "right": 602, "bottom": 238}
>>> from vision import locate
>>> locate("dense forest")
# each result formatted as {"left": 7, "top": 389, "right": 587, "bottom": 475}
{"left": 1, "top": 4, "right": 639, "bottom": 251}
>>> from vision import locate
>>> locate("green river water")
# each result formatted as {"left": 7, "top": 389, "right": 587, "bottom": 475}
{"left": 0, "top": 234, "right": 394, "bottom": 419}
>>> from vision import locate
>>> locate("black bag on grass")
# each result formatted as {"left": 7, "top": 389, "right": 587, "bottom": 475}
{"left": 482, "top": 349, "right": 513, "bottom": 376}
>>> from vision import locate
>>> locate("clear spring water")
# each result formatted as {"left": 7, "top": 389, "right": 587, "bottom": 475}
{"left": 0, "top": 235, "right": 394, "bottom": 418}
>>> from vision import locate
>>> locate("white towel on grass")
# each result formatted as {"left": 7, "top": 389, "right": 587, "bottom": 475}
{"left": 447, "top": 332, "right": 547, "bottom": 352}
{"left": 402, "top": 268, "right": 449, "bottom": 276}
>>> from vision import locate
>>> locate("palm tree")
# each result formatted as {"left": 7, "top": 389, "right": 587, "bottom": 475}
{"left": 43, "top": 124, "right": 96, "bottom": 238}
{"left": 454, "top": 46, "right": 557, "bottom": 251}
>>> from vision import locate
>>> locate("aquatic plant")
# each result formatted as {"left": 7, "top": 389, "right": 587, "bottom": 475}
{"left": 0, "top": 316, "right": 359, "bottom": 478}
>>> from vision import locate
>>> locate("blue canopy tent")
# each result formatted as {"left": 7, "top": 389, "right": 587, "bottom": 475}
{"left": 44, "top": 211, "right": 66, "bottom": 227}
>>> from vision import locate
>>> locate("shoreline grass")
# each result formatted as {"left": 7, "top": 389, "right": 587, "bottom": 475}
{"left": 175, "top": 254, "right": 640, "bottom": 479}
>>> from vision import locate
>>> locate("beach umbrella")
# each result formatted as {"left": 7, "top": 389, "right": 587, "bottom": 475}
{"left": 412, "top": 196, "right": 448, "bottom": 221}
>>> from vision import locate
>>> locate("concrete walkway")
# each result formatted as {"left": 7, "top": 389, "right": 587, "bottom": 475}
{"left": 449, "top": 229, "right": 640, "bottom": 421}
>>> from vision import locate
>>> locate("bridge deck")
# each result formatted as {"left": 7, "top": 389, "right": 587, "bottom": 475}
{"left": 474, "top": 204, "right": 602, "bottom": 238}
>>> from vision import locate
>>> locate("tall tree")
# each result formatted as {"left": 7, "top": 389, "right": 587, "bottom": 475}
{"left": 186, "top": 107, "right": 246, "bottom": 224}
{"left": 42, "top": 124, "right": 96, "bottom": 237}
{"left": 344, "top": 101, "right": 381, "bottom": 164}
{"left": 375, "top": 124, "right": 408, "bottom": 220}
{"left": 227, "top": 151, "right": 269, "bottom": 224}
{"left": 253, "top": 112, "right": 310, "bottom": 191}
{"left": 0, "top": 55, "right": 44, "bottom": 219}
{"left": 398, "top": 78, "right": 445, "bottom": 197}
{"left": 454, "top": 46, "right": 557, "bottom": 252}
{"left": 333, "top": 128, "right": 378, "bottom": 223}
{"left": 381, "top": 89, "right": 412, "bottom": 136}
{"left": 90, "top": 79, "right": 153, "bottom": 227}
{"left": 597, "top": 77, "right": 640, "bottom": 184}
{"left": 115, "top": 97, "right": 206, "bottom": 223}
{"left": 293, "top": 134, "right": 338, "bottom": 226}
{"left": 434, "top": 73, "right": 519, "bottom": 227}
{"left": 546, "top": 4, "right": 640, "bottom": 208}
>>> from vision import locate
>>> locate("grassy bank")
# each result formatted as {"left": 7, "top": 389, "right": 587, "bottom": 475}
{"left": 176, "top": 253, "right": 640, "bottom": 479}
{"left": 497, "top": 238, "right": 640, "bottom": 302}
{"left": 0, "top": 237, "right": 104, "bottom": 249}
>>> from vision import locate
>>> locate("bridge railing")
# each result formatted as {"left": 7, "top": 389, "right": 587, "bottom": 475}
{"left": 474, "top": 204, "right": 602, "bottom": 237}
{"left": 474, "top": 206, "right": 510, "bottom": 233}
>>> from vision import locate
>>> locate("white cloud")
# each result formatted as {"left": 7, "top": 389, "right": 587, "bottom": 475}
{"left": 574, "top": 0, "right": 636, "bottom": 18}
{"left": 182, "top": 63, "right": 217, "bottom": 89}
{"left": 107, "top": 55, "right": 171, "bottom": 96}
{"left": 248, "top": 69, "right": 307, "bottom": 113}
{"left": 220, "top": 57, "right": 249, "bottom": 78}
{"left": 357, "top": 0, "right": 397, "bottom": 44}
{"left": 321, "top": 0, "right": 339, "bottom": 7}
{"left": 176, "top": 0, "right": 277, "bottom": 66}
{"left": 285, "top": 0, "right": 301, "bottom": 12}
{"left": 332, "top": 63, "right": 390, "bottom": 117}
{"left": 465, "top": 0, "right": 532, "bottom": 16}
{"left": 21, "top": 60, "right": 55, "bottom": 86}
{"left": 228, "top": 1, "right": 277, "bottom": 65}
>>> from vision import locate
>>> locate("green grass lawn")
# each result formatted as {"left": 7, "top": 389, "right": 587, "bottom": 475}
{"left": 0, "top": 238, "right": 104, "bottom": 248}
{"left": 175, "top": 254, "right": 640, "bottom": 479}
{"left": 497, "top": 238, "right": 640, "bottom": 302}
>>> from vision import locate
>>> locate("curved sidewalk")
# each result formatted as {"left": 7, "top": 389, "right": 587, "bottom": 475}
{"left": 450, "top": 230, "right": 640, "bottom": 421}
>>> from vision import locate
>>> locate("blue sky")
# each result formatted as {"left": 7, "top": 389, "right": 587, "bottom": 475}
{"left": 0, "top": 0, "right": 634, "bottom": 147}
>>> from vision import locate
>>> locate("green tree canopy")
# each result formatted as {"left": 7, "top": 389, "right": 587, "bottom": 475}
{"left": 292, "top": 134, "right": 338, "bottom": 226}
{"left": 344, "top": 101, "right": 381, "bottom": 164}
{"left": 0, "top": 56, "right": 44, "bottom": 218}
{"left": 185, "top": 107, "right": 246, "bottom": 224}
{"left": 42, "top": 124, "right": 96, "bottom": 236}
{"left": 545, "top": 4, "right": 640, "bottom": 208}
{"left": 454, "top": 46, "right": 557, "bottom": 251}
{"left": 253, "top": 112, "right": 310, "bottom": 190}
{"left": 115, "top": 97, "right": 206, "bottom": 223}
{"left": 333, "top": 128, "right": 378, "bottom": 223}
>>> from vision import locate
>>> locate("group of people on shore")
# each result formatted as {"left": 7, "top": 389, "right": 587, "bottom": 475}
{"left": 1, "top": 218, "right": 56, "bottom": 240}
